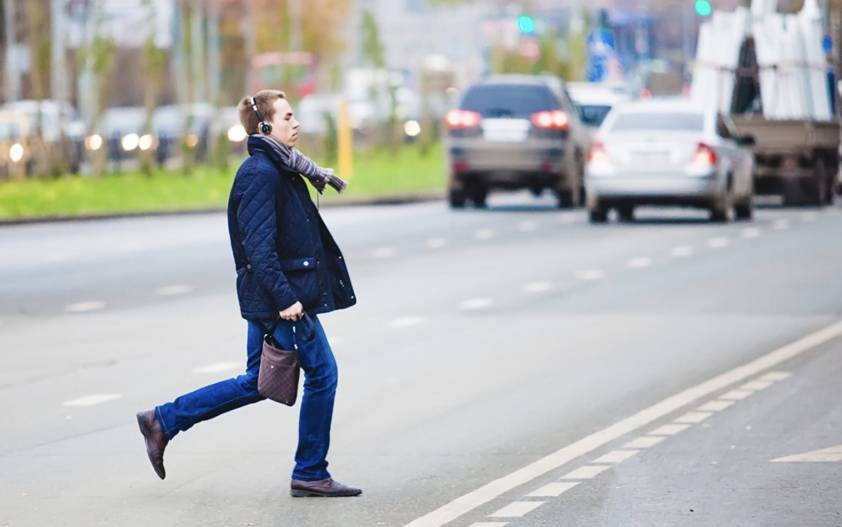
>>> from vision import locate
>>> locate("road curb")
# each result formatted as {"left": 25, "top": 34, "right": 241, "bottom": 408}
{"left": 0, "top": 191, "right": 444, "bottom": 227}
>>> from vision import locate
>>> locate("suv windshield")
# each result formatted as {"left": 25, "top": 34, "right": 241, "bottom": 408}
{"left": 461, "top": 84, "right": 558, "bottom": 118}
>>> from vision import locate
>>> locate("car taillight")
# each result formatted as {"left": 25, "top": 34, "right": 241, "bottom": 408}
{"left": 587, "top": 140, "right": 611, "bottom": 165}
{"left": 531, "top": 110, "right": 569, "bottom": 130}
{"left": 445, "top": 109, "right": 481, "bottom": 129}
{"left": 691, "top": 143, "right": 717, "bottom": 167}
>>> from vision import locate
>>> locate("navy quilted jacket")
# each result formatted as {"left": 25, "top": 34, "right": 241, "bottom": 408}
{"left": 227, "top": 137, "right": 356, "bottom": 320}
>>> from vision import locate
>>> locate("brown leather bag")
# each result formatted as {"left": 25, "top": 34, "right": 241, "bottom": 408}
{"left": 257, "top": 315, "right": 311, "bottom": 406}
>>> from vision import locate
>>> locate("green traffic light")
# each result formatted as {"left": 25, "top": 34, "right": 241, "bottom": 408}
{"left": 517, "top": 15, "right": 535, "bottom": 34}
{"left": 694, "top": 0, "right": 713, "bottom": 16}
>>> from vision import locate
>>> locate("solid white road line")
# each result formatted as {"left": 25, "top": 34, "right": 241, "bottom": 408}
{"left": 626, "top": 257, "right": 652, "bottom": 269}
{"left": 62, "top": 393, "right": 122, "bottom": 407}
{"left": 522, "top": 282, "right": 553, "bottom": 294}
{"left": 404, "top": 320, "right": 842, "bottom": 527}
{"left": 192, "top": 362, "right": 241, "bottom": 374}
{"left": 670, "top": 245, "right": 694, "bottom": 258}
{"left": 526, "top": 481, "right": 580, "bottom": 498}
{"left": 426, "top": 238, "right": 448, "bottom": 249}
{"left": 155, "top": 284, "right": 194, "bottom": 296}
{"left": 489, "top": 501, "right": 545, "bottom": 518}
{"left": 592, "top": 449, "right": 639, "bottom": 464}
{"left": 560, "top": 465, "right": 611, "bottom": 480}
{"left": 389, "top": 316, "right": 425, "bottom": 328}
{"left": 623, "top": 436, "right": 665, "bottom": 449}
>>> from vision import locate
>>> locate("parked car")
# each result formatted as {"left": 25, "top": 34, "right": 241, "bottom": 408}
{"left": 585, "top": 99, "right": 755, "bottom": 223}
{"left": 99, "top": 106, "right": 149, "bottom": 164}
{"left": 445, "top": 75, "right": 590, "bottom": 208}
{"left": 0, "top": 110, "right": 33, "bottom": 178}
{"left": 5, "top": 99, "right": 85, "bottom": 172}
{"left": 153, "top": 103, "right": 214, "bottom": 164}
{"left": 567, "top": 81, "right": 633, "bottom": 133}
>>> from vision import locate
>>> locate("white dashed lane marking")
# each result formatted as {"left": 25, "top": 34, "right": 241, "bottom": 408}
{"left": 575, "top": 270, "right": 605, "bottom": 281}
{"left": 489, "top": 501, "right": 545, "bottom": 518}
{"left": 697, "top": 400, "right": 735, "bottom": 412}
{"left": 592, "top": 449, "right": 639, "bottom": 464}
{"left": 155, "top": 284, "right": 194, "bottom": 296}
{"left": 460, "top": 298, "right": 493, "bottom": 311}
{"left": 517, "top": 220, "right": 540, "bottom": 232}
{"left": 475, "top": 228, "right": 495, "bottom": 240}
{"left": 626, "top": 257, "right": 652, "bottom": 269}
{"left": 649, "top": 423, "right": 691, "bottom": 436}
{"left": 560, "top": 465, "right": 611, "bottom": 480}
{"left": 469, "top": 523, "right": 509, "bottom": 527}
{"left": 720, "top": 389, "right": 753, "bottom": 400}
{"left": 425, "top": 238, "right": 448, "bottom": 249}
{"left": 372, "top": 248, "right": 397, "bottom": 259}
{"left": 389, "top": 316, "right": 425, "bottom": 328}
{"left": 623, "top": 436, "right": 665, "bottom": 449}
{"left": 674, "top": 411, "right": 713, "bottom": 424}
{"left": 65, "top": 301, "right": 106, "bottom": 313}
{"left": 707, "top": 237, "right": 730, "bottom": 249}
{"left": 526, "top": 481, "right": 580, "bottom": 498}
{"left": 741, "top": 227, "right": 761, "bottom": 239}
{"left": 772, "top": 219, "right": 790, "bottom": 230}
{"left": 62, "top": 393, "right": 122, "bottom": 407}
{"left": 522, "top": 282, "right": 552, "bottom": 294}
{"left": 670, "top": 245, "right": 694, "bottom": 258}
{"left": 800, "top": 211, "right": 818, "bottom": 222}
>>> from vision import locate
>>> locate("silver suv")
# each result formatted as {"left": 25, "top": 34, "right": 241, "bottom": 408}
{"left": 445, "top": 75, "right": 589, "bottom": 208}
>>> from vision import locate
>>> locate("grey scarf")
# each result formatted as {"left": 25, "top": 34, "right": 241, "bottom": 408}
{"left": 249, "top": 134, "right": 347, "bottom": 194}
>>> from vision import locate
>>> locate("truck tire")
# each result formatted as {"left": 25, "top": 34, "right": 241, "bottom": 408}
{"left": 617, "top": 205, "right": 635, "bottom": 222}
{"left": 471, "top": 187, "right": 488, "bottom": 208}
{"left": 588, "top": 205, "right": 608, "bottom": 224}
{"left": 448, "top": 189, "right": 467, "bottom": 209}
{"left": 734, "top": 198, "right": 753, "bottom": 221}
{"left": 709, "top": 199, "right": 730, "bottom": 222}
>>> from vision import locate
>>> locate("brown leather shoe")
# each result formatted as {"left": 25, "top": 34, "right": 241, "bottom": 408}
{"left": 136, "top": 410, "right": 169, "bottom": 480}
{"left": 290, "top": 478, "right": 362, "bottom": 497}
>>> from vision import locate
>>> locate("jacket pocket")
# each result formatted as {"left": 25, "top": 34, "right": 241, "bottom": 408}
{"left": 279, "top": 257, "right": 319, "bottom": 308}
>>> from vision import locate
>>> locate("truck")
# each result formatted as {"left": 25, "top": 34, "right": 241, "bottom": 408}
{"left": 691, "top": 0, "right": 840, "bottom": 206}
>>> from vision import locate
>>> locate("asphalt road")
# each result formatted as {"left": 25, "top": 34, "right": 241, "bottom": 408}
{"left": 1, "top": 192, "right": 841, "bottom": 526}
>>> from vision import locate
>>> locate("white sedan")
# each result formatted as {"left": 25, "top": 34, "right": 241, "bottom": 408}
{"left": 585, "top": 99, "right": 755, "bottom": 223}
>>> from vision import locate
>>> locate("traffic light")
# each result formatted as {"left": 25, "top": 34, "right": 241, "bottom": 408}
{"left": 694, "top": 0, "right": 713, "bottom": 16}
{"left": 517, "top": 14, "right": 535, "bottom": 34}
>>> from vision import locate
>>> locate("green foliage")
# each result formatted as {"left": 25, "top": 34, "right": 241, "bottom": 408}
{"left": 0, "top": 144, "right": 445, "bottom": 220}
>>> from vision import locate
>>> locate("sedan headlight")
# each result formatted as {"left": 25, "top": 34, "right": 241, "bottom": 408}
{"left": 121, "top": 133, "right": 139, "bottom": 151}
{"left": 138, "top": 134, "right": 155, "bottom": 151}
{"left": 227, "top": 124, "right": 247, "bottom": 142}
{"left": 85, "top": 134, "right": 103, "bottom": 151}
{"left": 9, "top": 143, "right": 24, "bottom": 163}
{"left": 403, "top": 120, "right": 421, "bottom": 138}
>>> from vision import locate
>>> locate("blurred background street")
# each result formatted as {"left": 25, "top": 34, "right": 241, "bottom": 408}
{"left": 1, "top": 0, "right": 842, "bottom": 526}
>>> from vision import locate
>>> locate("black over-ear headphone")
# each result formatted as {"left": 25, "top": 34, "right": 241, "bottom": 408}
{"left": 250, "top": 96, "right": 272, "bottom": 135}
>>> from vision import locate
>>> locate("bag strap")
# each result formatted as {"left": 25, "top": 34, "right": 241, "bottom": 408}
{"left": 263, "top": 313, "right": 314, "bottom": 350}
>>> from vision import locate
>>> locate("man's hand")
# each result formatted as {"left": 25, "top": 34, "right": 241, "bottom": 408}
{"left": 279, "top": 301, "right": 304, "bottom": 321}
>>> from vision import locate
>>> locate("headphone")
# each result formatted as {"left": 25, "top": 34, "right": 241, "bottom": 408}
{"left": 250, "top": 96, "right": 272, "bottom": 135}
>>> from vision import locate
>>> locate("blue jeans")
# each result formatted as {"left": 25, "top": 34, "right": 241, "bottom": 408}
{"left": 155, "top": 315, "right": 338, "bottom": 481}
